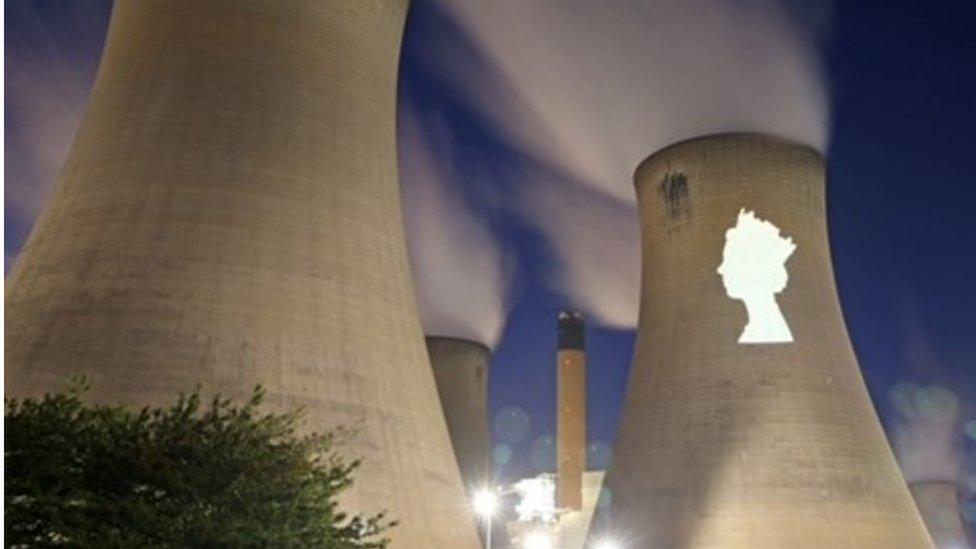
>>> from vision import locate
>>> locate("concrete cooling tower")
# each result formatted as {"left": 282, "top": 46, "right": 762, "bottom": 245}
{"left": 425, "top": 336, "right": 492, "bottom": 493}
{"left": 4, "top": 2, "right": 479, "bottom": 546}
{"left": 594, "top": 133, "right": 934, "bottom": 547}
{"left": 910, "top": 481, "right": 973, "bottom": 549}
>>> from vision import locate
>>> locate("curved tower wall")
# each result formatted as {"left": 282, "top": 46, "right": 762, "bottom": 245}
{"left": 596, "top": 133, "right": 933, "bottom": 547}
{"left": 4, "top": 2, "right": 479, "bottom": 546}
{"left": 425, "top": 336, "right": 491, "bottom": 493}
{"left": 910, "top": 481, "right": 973, "bottom": 549}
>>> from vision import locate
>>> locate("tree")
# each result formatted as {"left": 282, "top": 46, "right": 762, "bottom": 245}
{"left": 5, "top": 379, "right": 395, "bottom": 548}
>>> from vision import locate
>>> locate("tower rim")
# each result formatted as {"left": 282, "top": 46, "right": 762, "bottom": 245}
{"left": 633, "top": 132, "right": 824, "bottom": 188}
{"left": 424, "top": 335, "right": 492, "bottom": 354}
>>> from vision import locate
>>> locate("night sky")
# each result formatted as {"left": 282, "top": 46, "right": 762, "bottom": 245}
{"left": 5, "top": 0, "right": 976, "bottom": 524}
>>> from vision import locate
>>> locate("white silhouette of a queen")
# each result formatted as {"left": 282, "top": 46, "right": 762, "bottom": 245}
{"left": 717, "top": 209, "right": 796, "bottom": 344}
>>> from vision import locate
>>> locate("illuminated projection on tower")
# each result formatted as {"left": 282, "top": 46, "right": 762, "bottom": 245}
{"left": 717, "top": 209, "right": 796, "bottom": 344}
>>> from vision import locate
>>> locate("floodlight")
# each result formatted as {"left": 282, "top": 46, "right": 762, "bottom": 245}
{"left": 473, "top": 488, "right": 499, "bottom": 518}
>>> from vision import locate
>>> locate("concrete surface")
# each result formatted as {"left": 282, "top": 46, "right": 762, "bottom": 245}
{"left": 595, "top": 133, "right": 934, "bottom": 548}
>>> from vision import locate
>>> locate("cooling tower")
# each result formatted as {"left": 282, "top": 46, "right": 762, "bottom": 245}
{"left": 910, "top": 481, "right": 973, "bottom": 549}
{"left": 557, "top": 311, "right": 587, "bottom": 511}
{"left": 425, "top": 336, "right": 491, "bottom": 492}
{"left": 4, "top": 2, "right": 479, "bottom": 546}
{"left": 595, "top": 133, "right": 934, "bottom": 547}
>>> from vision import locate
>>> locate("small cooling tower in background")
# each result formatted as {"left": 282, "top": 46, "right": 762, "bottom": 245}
{"left": 594, "top": 133, "right": 934, "bottom": 548}
{"left": 910, "top": 481, "right": 973, "bottom": 549}
{"left": 3, "top": 2, "right": 478, "bottom": 546}
{"left": 425, "top": 336, "right": 492, "bottom": 493}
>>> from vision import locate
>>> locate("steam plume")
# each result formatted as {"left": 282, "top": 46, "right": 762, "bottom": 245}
{"left": 399, "top": 104, "right": 510, "bottom": 348}
{"left": 515, "top": 173, "right": 640, "bottom": 328}
{"left": 4, "top": 1, "right": 109, "bottom": 270}
{"left": 889, "top": 317, "right": 974, "bottom": 487}
{"left": 890, "top": 383, "right": 965, "bottom": 484}
{"left": 430, "top": 0, "right": 831, "bottom": 326}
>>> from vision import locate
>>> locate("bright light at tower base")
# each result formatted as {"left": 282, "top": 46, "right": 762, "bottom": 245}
{"left": 472, "top": 488, "right": 499, "bottom": 518}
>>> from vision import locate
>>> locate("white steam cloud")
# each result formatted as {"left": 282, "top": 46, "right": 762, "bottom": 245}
{"left": 432, "top": 0, "right": 831, "bottom": 327}
{"left": 515, "top": 174, "right": 641, "bottom": 328}
{"left": 890, "top": 383, "right": 965, "bottom": 484}
{"left": 889, "top": 316, "right": 975, "bottom": 488}
{"left": 5, "top": 52, "right": 89, "bottom": 230}
{"left": 5, "top": 1, "right": 108, "bottom": 270}
{"left": 399, "top": 106, "right": 510, "bottom": 348}
{"left": 7, "top": 1, "right": 827, "bottom": 339}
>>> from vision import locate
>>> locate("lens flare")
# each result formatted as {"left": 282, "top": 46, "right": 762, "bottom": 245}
{"left": 472, "top": 488, "right": 499, "bottom": 518}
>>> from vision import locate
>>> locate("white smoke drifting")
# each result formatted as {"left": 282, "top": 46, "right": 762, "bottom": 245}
{"left": 399, "top": 106, "right": 510, "bottom": 348}
{"left": 5, "top": 2, "right": 108, "bottom": 270}
{"left": 5, "top": 53, "right": 89, "bottom": 233}
{"left": 7, "top": 0, "right": 827, "bottom": 337}
{"left": 432, "top": 0, "right": 831, "bottom": 327}
{"left": 515, "top": 174, "right": 641, "bottom": 328}
{"left": 890, "top": 383, "right": 965, "bottom": 484}
{"left": 890, "top": 315, "right": 975, "bottom": 490}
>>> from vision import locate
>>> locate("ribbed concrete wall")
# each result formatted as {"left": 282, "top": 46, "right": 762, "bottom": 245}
{"left": 595, "top": 133, "right": 933, "bottom": 547}
{"left": 4, "top": 2, "right": 479, "bottom": 546}
{"left": 910, "top": 481, "right": 973, "bottom": 549}
{"left": 425, "top": 336, "right": 491, "bottom": 492}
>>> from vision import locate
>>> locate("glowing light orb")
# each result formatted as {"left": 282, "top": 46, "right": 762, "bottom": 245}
{"left": 472, "top": 488, "right": 499, "bottom": 518}
{"left": 495, "top": 405, "right": 531, "bottom": 443}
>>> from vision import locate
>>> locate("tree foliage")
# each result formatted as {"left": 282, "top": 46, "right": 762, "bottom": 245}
{"left": 5, "top": 379, "right": 394, "bottom": 548}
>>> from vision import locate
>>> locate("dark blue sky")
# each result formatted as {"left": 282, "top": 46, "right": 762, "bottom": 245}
{"left": 823, "top": 0, "right": 976, "bottom": 414}
{"left": 5, "top": 0, "right": 975, "bottom": 517}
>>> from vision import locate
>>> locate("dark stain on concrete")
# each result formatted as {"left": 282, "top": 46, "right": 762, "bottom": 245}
{"left": 660, "top": 171, "right": 690, "bottom": 218}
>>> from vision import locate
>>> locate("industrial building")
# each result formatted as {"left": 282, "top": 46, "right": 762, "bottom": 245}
{"left": 3, "top": 2, "right": 479, "bottom": 546}
{"left": 506, "top": 471, "right": 607, "bottom": 549}
{"left": 593, "top": 133, "right": 935, "bottom": 547}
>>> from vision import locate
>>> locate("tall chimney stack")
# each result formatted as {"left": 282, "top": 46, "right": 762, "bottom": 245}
{"left": 910, "top": 481, "right": 973, "bottom": 549}
{"left": 3, "top": 2, "right": 478, "bottom": 546}
{"left": 557, "top": 311, "right": 587, "bottom": 511}
{"left": 594, "top": 133, "right": 933, "bottom": 547}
